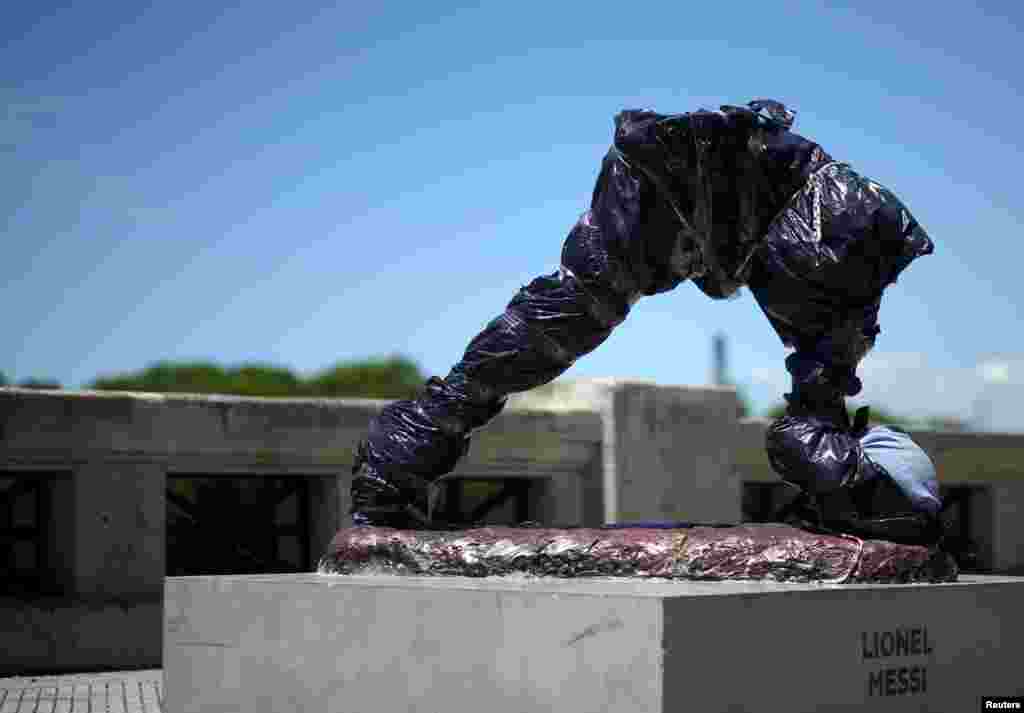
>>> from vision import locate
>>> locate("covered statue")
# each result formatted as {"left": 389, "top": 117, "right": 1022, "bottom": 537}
{"left": 341, "top": 99, "right": 949, "bottom": 576}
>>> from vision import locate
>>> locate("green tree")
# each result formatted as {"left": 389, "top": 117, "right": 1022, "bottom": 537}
{"left": 306, "top": 356, "right": 425, "bottom": 399}
{"left": 231, "top": 364, "right": 304, "bottom": 397}
{"left": 0, "top": 371, "right": 7, "bottom": 387}
{"left": 89, "top": 355, "right": 427, "bottom": 399}
{"left": 92, "top": 361, "right": 235, "bottom": 394}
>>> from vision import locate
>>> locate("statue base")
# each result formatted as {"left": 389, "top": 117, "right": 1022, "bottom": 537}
{"left": 318, "top": 523, "right": 957, "bottom": 583}
{"left": 165, "top": 572, "right": 1024, "bottom": 712}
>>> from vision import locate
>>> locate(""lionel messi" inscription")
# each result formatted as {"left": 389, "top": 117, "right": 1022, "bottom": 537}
{"left": 862, "top": 627, "right": 934, "bottom": 697}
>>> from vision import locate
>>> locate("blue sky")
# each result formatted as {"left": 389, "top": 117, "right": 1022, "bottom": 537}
{"left": 3, "top": 1, "right": 1023, "bottom": 427}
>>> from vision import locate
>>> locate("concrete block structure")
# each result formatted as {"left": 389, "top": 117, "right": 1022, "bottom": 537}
{"left": 3, "top": 381, "right": 1024, "bottom": 674}
{"left": 164, "top": 573, "right": 1024, "bottom": 713}
{"left": 0, "top": 387, "right": 607, "bottom": 674}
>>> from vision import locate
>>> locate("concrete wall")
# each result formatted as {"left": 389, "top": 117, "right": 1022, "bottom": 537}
{"left": 164, "top": 573, "right": 1024, "bottom": 713}
{"left": 989, "top": 482, "right": 1024, "bottom": 572}
{"left": 0, "top": 387, "right": 603, "bottom": 674}
{"left": 4, "top": 382, "right": 1024, "bottom": 675}
{"left": 0, "top": 598, "right": 161, "bottom": 675}
{"left": 509, "top": 378, "right": 744, "bottom": 524}
{"left": 608, "top": 383, "right": 741, "bottom": 523}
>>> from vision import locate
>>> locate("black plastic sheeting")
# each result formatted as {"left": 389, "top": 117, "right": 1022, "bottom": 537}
{"left": 318, "top": 524, "right": 957, "bottom": 584}
{"left": 351, "top": 100, "right": 933, "bottom": 525}
{"left": 765, "top": 420, "right": 949, "bottom": 551}
{"left": 749, "top": 160, "right": 933, "bottom": 398}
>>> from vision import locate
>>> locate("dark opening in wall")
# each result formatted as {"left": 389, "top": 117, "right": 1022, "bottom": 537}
{"left": 0, "top": 472, "right": 64, "bottom": 597}
{"left": 439, "top": 478, "right": 535, "bottom": 526}
{"left": 166, "top": 476, "right": 312, "bottom": 576}
{"left": 938, "top": 484, "right": 985, "bottom": 573}
{"left": 741, "top": 482, "right": 799, "bottom": 523}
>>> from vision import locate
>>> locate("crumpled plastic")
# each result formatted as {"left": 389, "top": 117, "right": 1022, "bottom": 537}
{"left": 615, "top": 104, "right": 934, "bottom": 387}
{"left": 748, "top": 161, "right": 933, "bottom": 394}
{"left": 766, "top": 410, "right": 869, "bottom": 495}
{"left": 318, "top": 524, "right": 957, "bottom": 584}
{"left": 352, "top": 100, "right": 933, "bottom": 523}
{"left": 766, "top": 412, "right": 945, "bottom": 546}
{"left": 352, "top": 125, "right": 677, "bottom": 522}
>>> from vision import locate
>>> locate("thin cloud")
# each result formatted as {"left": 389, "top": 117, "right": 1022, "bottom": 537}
{"left": 977, "top": 355, "right": 1024, "bottom": 385}
{"left": 751, "top": 351, "right": 983, "bottom": 425}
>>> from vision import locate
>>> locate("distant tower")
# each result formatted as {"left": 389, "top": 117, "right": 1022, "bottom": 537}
{"left": 712, "top": 332, "right": 728, "bottom": 386}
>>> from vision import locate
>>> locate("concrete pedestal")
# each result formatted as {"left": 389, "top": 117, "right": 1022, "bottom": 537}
{"left": 165, "top": 573, "right": 1024, "bottom": 713}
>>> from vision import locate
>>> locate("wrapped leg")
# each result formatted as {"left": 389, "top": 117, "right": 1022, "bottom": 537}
{"left": 352, "top": 147, "right": 683, "bottom": 527}
{"left": 766, "top": 410, "right": 944, "bottom": 544}
{"left": 351, "top": 265, "right": 631, "bottom": 527}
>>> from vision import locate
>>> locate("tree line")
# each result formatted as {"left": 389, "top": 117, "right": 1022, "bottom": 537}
{"left": 0, "top": 358, "right": 967, "bottom": 429}
{"left": 0, "top": 356, "right": 427, "bottom": 400}
{"left": 0, "top": 371, "right": 61, "bottom": 390}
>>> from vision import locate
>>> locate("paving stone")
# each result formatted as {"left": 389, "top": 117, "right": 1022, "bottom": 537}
{"left": 0, "top": 671, "right": 162, "bottom": 713}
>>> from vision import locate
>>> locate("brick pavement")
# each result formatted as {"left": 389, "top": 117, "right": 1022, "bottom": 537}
{"left": 0, "top": 670, "right": 162, "bottom": 713}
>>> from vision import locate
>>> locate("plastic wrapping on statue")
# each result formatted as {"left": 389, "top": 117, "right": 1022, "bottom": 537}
{"left": 616, "top": 101, "right": 933, "bottom": 375}
{"left": 352, "top": 98, "right": 936, "bottom": 525}
{"left": 353, "top": 138, "right": 676, "bottom": 510}
{"left": 766, "top": 415, "right": 865, "bottom": 495}
{"left": 785, "top": 351, "right": 863, "bottom": 400}
{"left": 319, "top": 524, "right": 957, "bottom": 584}
{"left": 746, "top": 161, "right": 934, "bottom": 375}
{"left": 765, "top": 409, "right": 947, "bottom": 547}
{"left": 353, "top": 268, "right": 634, "bottom": 511}
{"left": 614, "top": 108, "right": 760, "bottom": 300}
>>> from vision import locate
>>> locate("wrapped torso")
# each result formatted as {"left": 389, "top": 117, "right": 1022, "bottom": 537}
{"left": 612, "top": 108, "right": 933, "bottom": 373}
